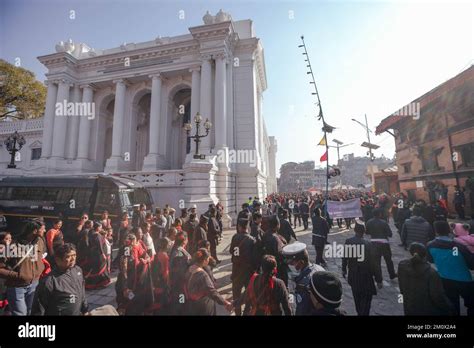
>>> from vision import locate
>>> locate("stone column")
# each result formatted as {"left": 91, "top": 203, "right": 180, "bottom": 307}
{"left": 190, "top": 66, "right": 201, "bottom": 125}
{"left": 40, "top": 80, "right": 58, "bottom": 159}
{"left": 66, "top": 85, "right": 82, "bottom": 159}
{"left": 51, "top": 79, "right": 72, "bottom": 159}
{"left": 214, "top": 53, "right": 227, "bottom": 150}
{"left": 143, "top": 73, "right": 167, "bottom": 170}
{"left": 199, "top": 55, "right": 212, "bottom": 154}
{"left": 105, "top": 79, "right": 127, "bottom": 171}
{"left": 213, "top": 53, "right": 231, "bottom": 226}
{"left": 76, "top": 85, "right": 94, "bottom": 160}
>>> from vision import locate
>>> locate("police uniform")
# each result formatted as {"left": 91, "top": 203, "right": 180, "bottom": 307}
{"left": 282, "top": 242, "right": 324, "bottom": 315}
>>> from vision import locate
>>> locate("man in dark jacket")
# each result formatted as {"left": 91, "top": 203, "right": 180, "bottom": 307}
{"left": 401, "top": 205, "right": 434, "bottom": 248}
{"left": 293, "top": 202, "right": 301, "bottom": 228}
{"left": 262, "top": 216, "right": 287, "bottom": 285}
{"left": 278, "top": 210, "right": 297, "bottom": 244}
{"left": 311, "top": 207, "right": 330, "bottom": 267}
{"left": 207, "top": 208, "right": 221, "bottom": 263}
{"left": 395, "top": 202, "right": 411, "bottom": 236}
{"left": 300, "top": 200, "right": 310, "bottom": 230}
{"left": 250, "top": 212, "right": 265, "bottom": 267}
{"left": 365, "top": 209, "right": 397, "bottom": 288}
{"left": 230, "top": 218, "right": 258, "bottom": 316}
{"left": 453, "top": 186, "right": 466, "bottom": 220}
{"left": 236, "top": 203, "right": 251, "bottom": 232}
{"left": 342, "top": 219, "right": 376, "bottom": 316}
{"left": 191, "top": 215, "right": 208, "bottom": 255}
{"left": 169, "top": 231, "right": 191, "bottom": 315}
{"left": 398, "top": 242, "right": 455, "bottom": 316}
{"left": 32, "top": 243, "right": 88, "bottom": 315}
{"left": 0, "top": 219, "right": 46, "bottom": 316}
{"left": 362, "top": 200, "right": 374, "bottom": 222}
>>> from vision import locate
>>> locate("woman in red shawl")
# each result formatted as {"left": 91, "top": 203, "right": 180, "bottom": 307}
{"left": 84, "top": 221, "right": 110, "bottom": 290}
{"left": 242, "top": 255, "right": 292, "bottom": 316}
{"left": 115, "top": 233, "right": 154, "bottom": 315}
{"left": 150, "top": 238, "right": 170, "bottom": 314}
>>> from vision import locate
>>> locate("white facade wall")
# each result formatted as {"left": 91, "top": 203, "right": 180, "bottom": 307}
{"left": 0, "top": 11, "right": 277, "bottom": 224}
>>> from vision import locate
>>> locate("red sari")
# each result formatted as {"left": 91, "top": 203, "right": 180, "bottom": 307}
{"left": 84, "top": 232, "right": 111, "bottom": 290}
{"left": 116, "top": 242, "right": 154, "bottom": 315}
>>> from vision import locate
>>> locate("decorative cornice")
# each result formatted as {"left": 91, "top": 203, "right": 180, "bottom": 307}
{"left": 189, "top": 66, "right": 201, "bottom": 73}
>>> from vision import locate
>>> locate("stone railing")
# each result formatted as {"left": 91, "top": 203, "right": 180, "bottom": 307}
{"left": 114, "top": 170, "right": 185, "bottom": 187}
{"left": 0, "top": 118, "right": 44, "bottom": 134}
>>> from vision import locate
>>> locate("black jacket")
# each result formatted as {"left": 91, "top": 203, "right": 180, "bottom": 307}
{"left": 299, "top": 203, "right": 310, "bottom": 215}
{"left": 207, "top": 217, "right": 221, "bottom": 241}
{"left": 230, "top": 232, "right": 258, "bottom": 279}
{"left": 262, "top": 231, "right": 286, "bottom": 266}
{"left": 342, "top": 236, "right": 376, "bottom": 295}
{"left": 31, "top": 265, "right": 88, "bottom": 315}
{"left": 401, "top": 216, "right": 434, "bottom": 247}
{"left": 365, "top": 218, "right": 392, "bottom": 240}
{"left": 398, "top": 258, "right": 455, "bottom": 315}
{"left": 311, "top": 216, "right": 329, "bottom": 244}
{"left": 278, "top": 219, "right": 297, "bottom": 244}
{"left": 395, "top": 208, "right": 411, "bottom": 229}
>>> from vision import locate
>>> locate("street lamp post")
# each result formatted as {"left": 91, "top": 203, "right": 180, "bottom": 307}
{"left": 351, "top": 115, "right": 379, "bottom": 193}
{"left": 4, "top": 131, "right": 25, "bottom": 169}
{"left": 328, "top": 139, "right": 353, "bottom": 188}
{"left": 183, "top": 112, "right": 212, "bottom": 160}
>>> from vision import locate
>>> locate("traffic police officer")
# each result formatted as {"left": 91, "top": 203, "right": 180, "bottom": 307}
{"left": 282, "top": 241, "right": 324, "bottom": 315}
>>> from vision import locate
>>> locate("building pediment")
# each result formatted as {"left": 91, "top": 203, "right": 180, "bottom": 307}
{"left": 29, "top": 140, "right": 42, "bottom": 148}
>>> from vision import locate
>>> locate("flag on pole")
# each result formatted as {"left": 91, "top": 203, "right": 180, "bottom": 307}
{"left": 320, "top": 151, "right": 328, "bottom": 162}
{"left": 317, "top": 136, "right": 326, "bottom": 146}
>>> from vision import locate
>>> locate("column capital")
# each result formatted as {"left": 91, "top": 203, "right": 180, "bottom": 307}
{"left": 189, "top": 66, "right": 201, "bottom": 73}
{"left": 79, "top": 83, "right": 96, "bottom": 91}
{"left": 213, "top": 52, "right": 228, "bottom": 60}
{"left": 200, "top": 53, "right": 213, "bottom": 61}
{"left": 44, "top": 80, "right": 58, "bottom": 87}
{"left": 113, "top": 78, "right": 130, "bottom": 87}
{"left": 56, "top": 78, "right": 74, "bottom": 87}
{"left": 149, "top": 72, "right": 163, "bottom": 80}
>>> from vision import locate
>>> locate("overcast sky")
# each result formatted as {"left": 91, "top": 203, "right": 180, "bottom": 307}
{"left": 1, "top": 0, "right": 472, "bottom": 175}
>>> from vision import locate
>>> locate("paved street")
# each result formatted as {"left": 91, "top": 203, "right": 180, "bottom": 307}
{"left": 87, "top": 218, "right": 469, "bottom": 315}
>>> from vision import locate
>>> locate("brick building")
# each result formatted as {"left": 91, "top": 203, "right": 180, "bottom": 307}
{"left": 376, "top": 65, "right": 474, "bottom": 214}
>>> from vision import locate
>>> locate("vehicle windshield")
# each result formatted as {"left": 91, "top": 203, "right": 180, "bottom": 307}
{"left": 120, "top": 189, "right": 152, "bottom": 208}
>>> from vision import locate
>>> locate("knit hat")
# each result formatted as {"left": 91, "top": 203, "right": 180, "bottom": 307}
{"left": 310, "top": 271, "right": 343, "bottom": 309}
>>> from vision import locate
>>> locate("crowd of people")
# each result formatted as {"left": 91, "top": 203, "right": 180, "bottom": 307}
{"left": 0, "top": 188, "right": 473, "bottom": 316}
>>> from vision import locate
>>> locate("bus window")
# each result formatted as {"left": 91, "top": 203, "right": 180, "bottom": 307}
{"left": 56, "top": 188, "right": 74, "bottom": 203}
{"left": 0, "top": 187, "right": 12, "bottom": 200}
{"left": 72, "top": 188, "right": 92, "bottom": 207}
{"left": 96, "top": 190, "right": 119, "bottom": 211}
{"left": 43, "top": 189, "right": 59, "bottom": 201}
{"left": 119, "top": 190, "right": 132, "bottom": 207}
{"left": 128, "top": 188, "right": 152, "bottom": 206}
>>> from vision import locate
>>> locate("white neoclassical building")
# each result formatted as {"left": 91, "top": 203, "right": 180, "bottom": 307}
{"left": 0, "top": 10, "right": 278, "bottom": 222}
